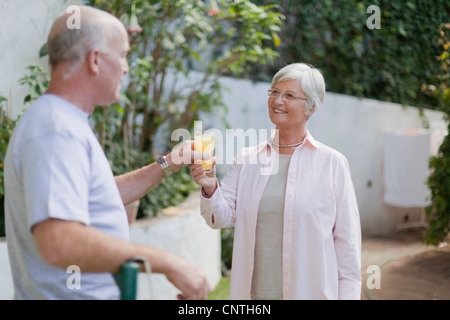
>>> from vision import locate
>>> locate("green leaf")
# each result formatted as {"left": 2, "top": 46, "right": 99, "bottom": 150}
{"left": 39, "top": 43, "right": 48, "bottom": 58}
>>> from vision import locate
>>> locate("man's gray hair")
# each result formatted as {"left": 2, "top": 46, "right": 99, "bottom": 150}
{"left": 271, "top": 63, "right": 326, "bottom": 115}
{"left": 47, "top": 6, "right": 112, "bottom": 78}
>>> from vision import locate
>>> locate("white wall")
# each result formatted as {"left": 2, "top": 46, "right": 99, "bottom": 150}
{"left": 308, "top": 93, "right": 446, "bottom": 235}
{"left": 0, "top": 0, "right": 83, "bottom": 118}
{"left": 206, "top": 76, "right": 447, "bottom": 236}
{"left": 129, "top": 194, "right": 222, "bottom": 300}
{"left": 0, "top": 242, "right": 14, "bottom": 299}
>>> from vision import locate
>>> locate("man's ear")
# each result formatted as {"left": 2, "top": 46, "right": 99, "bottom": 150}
{"left": 86, "top": 50, "right": 101, "bottom": 75}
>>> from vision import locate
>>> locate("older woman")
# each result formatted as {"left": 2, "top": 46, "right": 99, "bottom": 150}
{"left": 190, "top": 63, "right": 361, "bottom": 300}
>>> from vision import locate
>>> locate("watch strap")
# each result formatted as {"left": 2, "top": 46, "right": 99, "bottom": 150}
{"left": 157, "top": 155, "right": 173, "bottom": 177}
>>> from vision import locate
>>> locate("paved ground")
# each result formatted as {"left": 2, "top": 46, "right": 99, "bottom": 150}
{"left": 361, "top": 228, "right": 450, "bottom": 300}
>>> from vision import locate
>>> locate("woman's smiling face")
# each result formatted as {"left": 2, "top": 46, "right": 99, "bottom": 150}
{"left": 268, "top": 79, "right": 312, "bottom": 130}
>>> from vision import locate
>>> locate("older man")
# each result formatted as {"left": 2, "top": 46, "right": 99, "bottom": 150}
{"left": 4, "top": 6, "right": 210, "bottom": 300}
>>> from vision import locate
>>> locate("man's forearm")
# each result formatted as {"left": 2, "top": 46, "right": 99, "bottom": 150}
{"left": 115, "top": 162, "right": 165, "bottom": 206}
{"left": 115, "top": 151, "right": 185, "bottom": 206}
{"left": 32, "top": 218, "right": 180, "bottom": 275}
{"left": 32, "top": 218, "right": 211, "bottom": 299}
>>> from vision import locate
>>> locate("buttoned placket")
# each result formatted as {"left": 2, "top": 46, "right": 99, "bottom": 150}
{"left": 259, "top": 133, "right": 321, "bottom": 299}
{"left": 281, "top": 145, "right": 301, "bottom": 298}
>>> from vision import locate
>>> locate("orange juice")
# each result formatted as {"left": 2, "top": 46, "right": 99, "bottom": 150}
{"left": 194, "top": 132, "right": 215, "bottom": 172}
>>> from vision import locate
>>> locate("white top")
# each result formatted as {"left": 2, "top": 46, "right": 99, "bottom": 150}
{"left": 200, "top": 131, "right": 362, "bottom": 299}
{"left": 5, "top": 94, "right": 129, "bottom": 299}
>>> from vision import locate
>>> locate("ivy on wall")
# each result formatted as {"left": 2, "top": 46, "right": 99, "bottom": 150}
{"left": 425, "top": 23, "right": 449, "bottom": 245}
{"left": 253, "top": 0, "right": 449, "bottom": 111}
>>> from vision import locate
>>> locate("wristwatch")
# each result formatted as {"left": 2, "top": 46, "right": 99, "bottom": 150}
{"left": 157, "top": 155, "right": 173, "bottom": 177}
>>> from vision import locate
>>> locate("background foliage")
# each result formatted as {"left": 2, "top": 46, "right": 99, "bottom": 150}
{"left": 88, "top": 0, "right": 282, "bottom": 152}
{"left": 425, "top": 23, "right": 450, "bottom": 245}
{"left": 0, "top": 96, "right": 14, "bottom": 238}
{"left": 87, "top": 0, "right": 283, "bottom": 219}
{"left": 253, "top": 0, "right": 449, "bottom": 112}
{"left": 0, "top": 0, "right": 282, "bottom": 237}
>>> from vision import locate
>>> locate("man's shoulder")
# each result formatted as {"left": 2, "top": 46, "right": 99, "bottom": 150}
{"left": 16, "top": 95, "right": 91, "bottom": 142}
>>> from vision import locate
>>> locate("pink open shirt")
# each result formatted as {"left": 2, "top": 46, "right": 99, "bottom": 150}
{"left": 200, "top": 131, "right": 361, "bottom": 299}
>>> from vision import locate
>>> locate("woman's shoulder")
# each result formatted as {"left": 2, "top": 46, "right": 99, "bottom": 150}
{"left": 232, "top": 140, "right": 270, "bottom": 166}
{"left": 314, "top": 140, "right": 349, "bottom": 164}
{"left": 239, "top": 140, "right": 267, "bottom": 155}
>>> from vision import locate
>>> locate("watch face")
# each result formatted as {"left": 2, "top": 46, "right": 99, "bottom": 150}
{"left": 158, "top": 156, "right": 172, "bottom": 176}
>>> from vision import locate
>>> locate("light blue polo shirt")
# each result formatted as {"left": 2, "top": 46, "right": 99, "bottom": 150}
{"left": 4, "top": 94, "right": 129, "bottom": 299}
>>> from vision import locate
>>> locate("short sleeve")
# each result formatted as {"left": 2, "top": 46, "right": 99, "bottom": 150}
{"left": 20, "top": 133, "right": 91, "bottom": 230}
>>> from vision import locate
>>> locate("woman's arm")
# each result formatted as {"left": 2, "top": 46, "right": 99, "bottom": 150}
{"left": 333, "top": 157, "right": 362, "bottom": 300}
{"left": 190, "top": 159, "right": 240, "bottom": 229}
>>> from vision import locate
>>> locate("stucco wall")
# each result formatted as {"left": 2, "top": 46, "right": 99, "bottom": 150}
{"left": 0, "top": 0, "right": 83, "bottom": 118}
{"left": 0, "top": 242, "right": 13, "bottom": 299}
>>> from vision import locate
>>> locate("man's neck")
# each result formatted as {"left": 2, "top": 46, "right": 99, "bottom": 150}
{"left": 46, "top": 67, "right": 96, "bottom": 115}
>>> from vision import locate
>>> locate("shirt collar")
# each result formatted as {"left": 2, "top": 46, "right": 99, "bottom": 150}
{"left": 44, "top": 94, "right": 90, "bottom": 120}
{"left": 304, "top": 130, "right": 321, "bottom": 150}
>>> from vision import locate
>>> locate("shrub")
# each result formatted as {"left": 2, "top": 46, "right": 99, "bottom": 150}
{"left": 253, "top": 0, "right": 449, "bottom": 111}
{"left": 425, "top": 23, "right": 450, "bottom": 245}
{"left": 0, "top": 0, "right": 283, "bottom": 237}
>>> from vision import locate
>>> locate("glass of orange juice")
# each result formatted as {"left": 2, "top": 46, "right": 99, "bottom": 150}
{"left": 194, "top": 131, "right": 215, "bottom": 172}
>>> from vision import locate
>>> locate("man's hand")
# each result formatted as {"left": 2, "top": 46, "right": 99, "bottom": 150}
{"left": 166, "top": 140, "right": 211, "bottom": 172}
{"left": 165, "top": 254, "right": 211, "bottom": 300}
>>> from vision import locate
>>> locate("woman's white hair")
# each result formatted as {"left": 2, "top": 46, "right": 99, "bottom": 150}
{"left": 271, "top": 63, "right": 326, "bottom": 115}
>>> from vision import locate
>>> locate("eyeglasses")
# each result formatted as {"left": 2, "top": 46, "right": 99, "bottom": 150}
{"left": 268, "top": 89, "right": 307, "bottom": 102}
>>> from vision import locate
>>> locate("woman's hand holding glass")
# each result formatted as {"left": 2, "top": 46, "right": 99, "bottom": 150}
{"left": 189, "top": 157, "right": 217, "bottom": 198}
{"left": 189, "top": 132, "right": 218, "bottom": 197}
